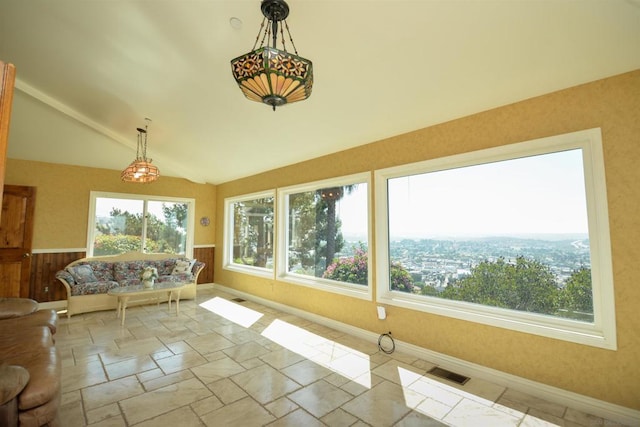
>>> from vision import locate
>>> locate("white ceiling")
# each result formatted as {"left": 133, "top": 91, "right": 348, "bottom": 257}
{"left": 1, "top": 0, "right": 639, "bottom": 184}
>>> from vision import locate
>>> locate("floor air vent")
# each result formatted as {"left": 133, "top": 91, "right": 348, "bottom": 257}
{"left": 231, "top": 298, "right": 246, "bottom": 303}
{"left": 427, "top": 367, "right": 470, "bottom": 385}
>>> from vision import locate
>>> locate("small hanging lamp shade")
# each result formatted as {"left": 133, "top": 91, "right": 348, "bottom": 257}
{"left": 121, "top": 119, "right": 160, "bottom": 183}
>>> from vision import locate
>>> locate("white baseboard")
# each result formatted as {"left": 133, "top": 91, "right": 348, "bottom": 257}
{"left": 213, "top": 284, "right": 640, "bottom": 426}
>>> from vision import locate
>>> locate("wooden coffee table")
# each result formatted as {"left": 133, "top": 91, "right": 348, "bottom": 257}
{"left": 108, "top": 282, "right": 187, "bottom": 326}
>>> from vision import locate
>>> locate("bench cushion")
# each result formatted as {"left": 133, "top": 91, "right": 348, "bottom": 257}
{"left": 70, "top": 281, "right": 121, "bottom": 296}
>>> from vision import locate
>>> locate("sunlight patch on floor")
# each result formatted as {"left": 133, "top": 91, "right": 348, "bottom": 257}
{"left": 262, "top": 318, "right": 373, "bottom": 387}
{"left": 199, "top": 297, "right": 263, "bottom": 328}
{"left": 197, "top": 296, "right": 566, "bottom": 425}
{"left": 394, "top": 366, "right": 559, "bottom": 425}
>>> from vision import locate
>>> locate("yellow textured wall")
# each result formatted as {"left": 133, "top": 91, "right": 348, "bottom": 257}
{"left": 5, "top": 159, "right": 216, "bottom": 249}
{"left": 215, "top": 70, "right": 640, "bottom": 410}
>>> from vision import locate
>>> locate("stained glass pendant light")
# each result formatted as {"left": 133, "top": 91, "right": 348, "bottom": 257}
{"left": 231, "top": 0, "right": 313, "bottom": 111}
{"left": 121, "top": 119, "right": 160, "bottom": 183}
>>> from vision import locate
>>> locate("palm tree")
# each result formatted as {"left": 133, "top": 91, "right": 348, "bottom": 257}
{"left": 318, "top": 185, "right": 357, "bottom": 269}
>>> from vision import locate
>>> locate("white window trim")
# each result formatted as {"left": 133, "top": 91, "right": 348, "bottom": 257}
{"left": 375, "top": 128, "right": 617, "bottom": 350}
{"left": 87, "top": 191, "right": 195, "bottom": 258}
{"left": 223, "top": 190, "right": 276, "bottom": 279}
{"left": 277, "top": 173, "right": 373, "bottom": 301}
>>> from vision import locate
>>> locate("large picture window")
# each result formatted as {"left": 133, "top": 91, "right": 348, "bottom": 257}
{"left": 375, "top": 129, "right": 616, "bottom": 349}
{"left": 278, "top": 174, "right": 371, "bottom": 299}
{"left": 223, "top": 191, "right": 275, "bottom": 276}
{"left": 88, "top": 192, "right": 194, "bottom": 257}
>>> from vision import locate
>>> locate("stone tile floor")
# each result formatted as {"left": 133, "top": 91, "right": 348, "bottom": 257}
{"left": 57, "top": 285, "right": 627, "bottom": 426}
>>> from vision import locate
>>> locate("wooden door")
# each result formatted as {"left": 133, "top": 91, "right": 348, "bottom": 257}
{"left": 0, "top": 61, "right": 16, "bottom": 220}
{"left": 0, "top": 185, "right": 36, "bottom": 298}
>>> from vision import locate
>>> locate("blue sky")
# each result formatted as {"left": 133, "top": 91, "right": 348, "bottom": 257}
{"left": 339, "top": 149, "right": 589, "bottom": 239}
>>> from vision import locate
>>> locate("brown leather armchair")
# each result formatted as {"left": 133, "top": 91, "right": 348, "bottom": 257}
{"left": 0, "top": 298, "right": 61, "bottom": 427}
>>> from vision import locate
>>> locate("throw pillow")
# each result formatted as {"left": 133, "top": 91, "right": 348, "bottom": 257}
{"left": 171, "top": 260, "right": 191, "bottom": 275}
{"left": 66, "top": 264, "right": 98, "bottom": 284}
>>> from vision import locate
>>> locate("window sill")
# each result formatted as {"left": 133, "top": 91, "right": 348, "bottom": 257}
{"left": 280, "top": 273, "right": 372, "bottom": 301}
{"left": 378, "top": 291, "right": 616, "bottom": 350}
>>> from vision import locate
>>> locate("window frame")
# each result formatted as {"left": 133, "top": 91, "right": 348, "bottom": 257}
{"left": 223, "top": 190, "right": 276, "bottom": 279}
{"left": 374, "top": 128, "right": 617, "bottom": 350}
{"left": 87, "top": 191, "right": 195, "bottom": 257}
{"left": 277, "top": 173, "right": 373, "bottom": 300}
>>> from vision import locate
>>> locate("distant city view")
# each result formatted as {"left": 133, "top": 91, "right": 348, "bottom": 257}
{"left": 342, "top": 233, "right": 591, "bottom": 290}
{"left": 390, "top": 235, "right": 589, "bottom": 290}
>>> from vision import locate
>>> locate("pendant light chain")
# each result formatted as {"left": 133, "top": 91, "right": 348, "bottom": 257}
{"left": 142, "top": 126, "right": 148, "bottom": 160}
{"left": 279, "top": 22, "right": 287, "bottom": 52}
{"left": 141, "top": 118, "right": 151, "bottom": 161}
{"left": 253, "top": 16, "right": 268, "bottom": 51}
{"left": 283, "top": 21, "right": 299, "bottom": 55}
{"left": 136, "top": 129, "right": 142, "bottom": 159}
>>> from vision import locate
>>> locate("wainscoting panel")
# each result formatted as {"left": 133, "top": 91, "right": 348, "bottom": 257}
{"left": 30, "top": 251, "right": 86, "bottom": 302}
{"left": 194, "top": 246, "right": 215, "bottom": 284}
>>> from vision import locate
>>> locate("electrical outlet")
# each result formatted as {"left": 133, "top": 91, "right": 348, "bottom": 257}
{"left": 44, "top": 286, "right": 49, "bottom": 293}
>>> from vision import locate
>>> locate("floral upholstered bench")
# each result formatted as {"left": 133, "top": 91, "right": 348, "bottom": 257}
{"left": 55, "top": 251, "right": 205, "bottom": 317}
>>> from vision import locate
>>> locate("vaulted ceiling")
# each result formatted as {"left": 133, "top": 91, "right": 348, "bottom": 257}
{"left": 1, "top": 0, "right": 639, "bottom": 184}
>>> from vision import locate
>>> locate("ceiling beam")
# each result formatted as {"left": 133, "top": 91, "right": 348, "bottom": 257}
{"left": 14, "top": 78, "right": 207, "bottom": 184}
